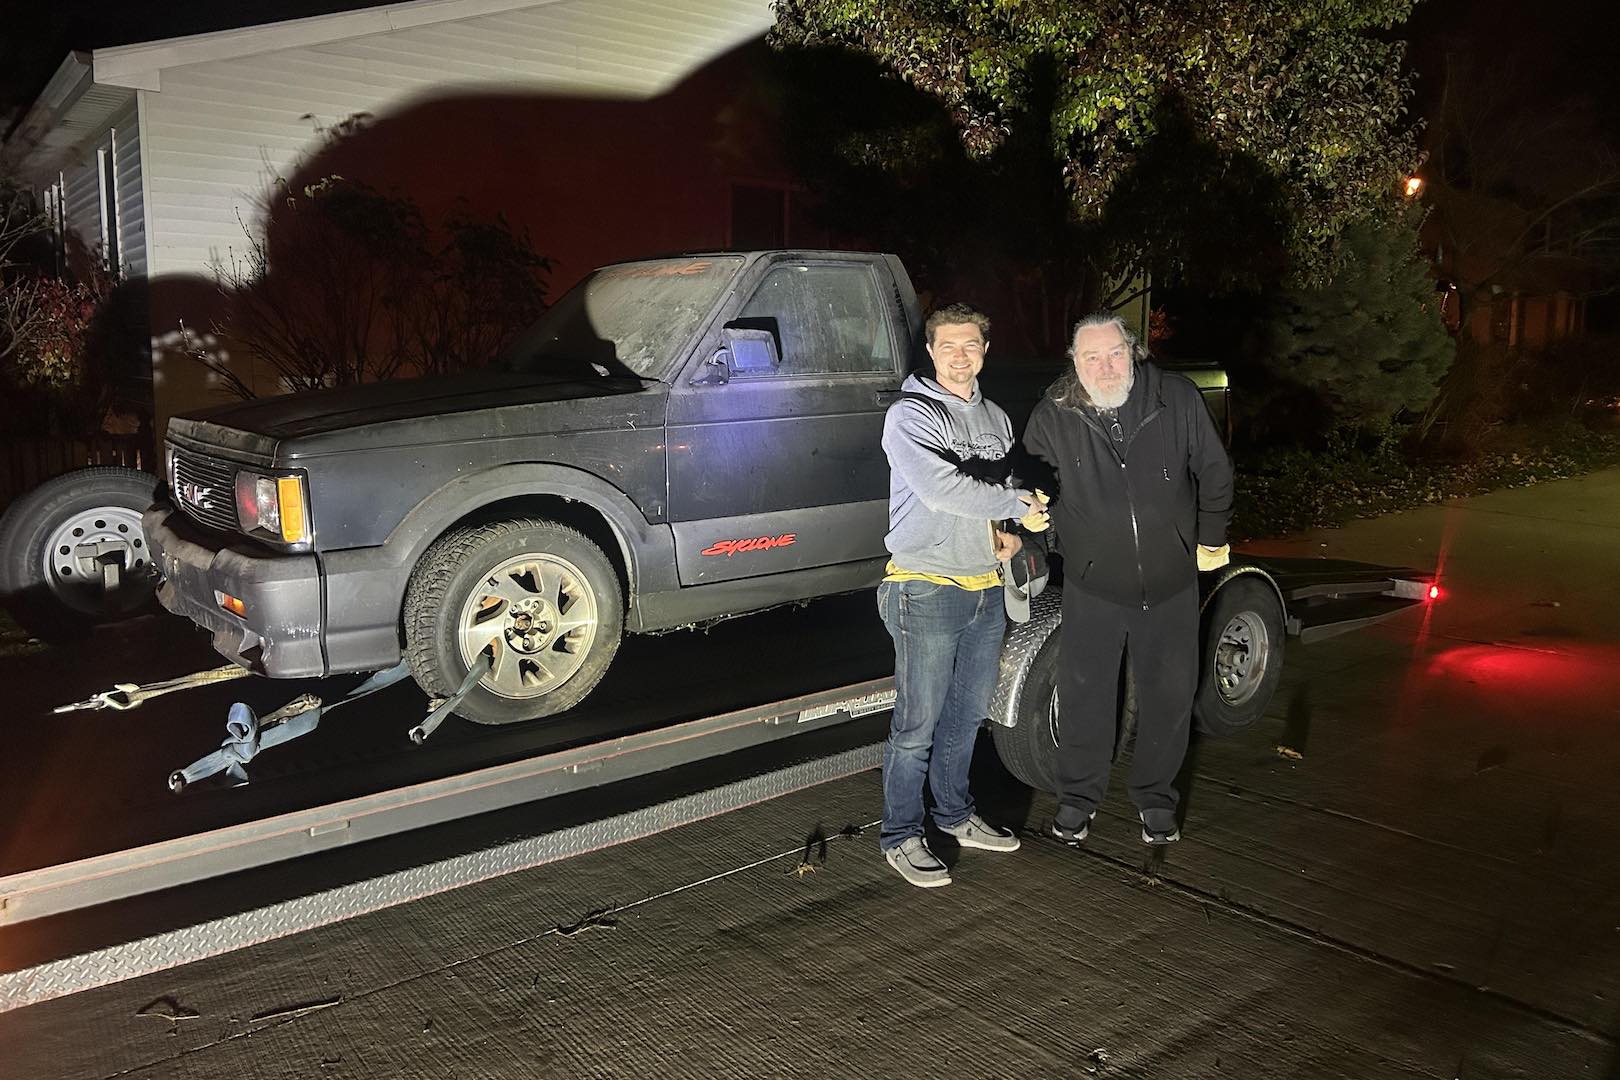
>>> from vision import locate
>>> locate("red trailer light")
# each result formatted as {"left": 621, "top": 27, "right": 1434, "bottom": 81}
{"left": 1428, "top": 584, "right": 1440, "bottom": 601}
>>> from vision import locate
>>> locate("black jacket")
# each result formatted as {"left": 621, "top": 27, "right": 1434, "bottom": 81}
{"left": 1023, "top": 363, "right": 1234, "bottom": 609}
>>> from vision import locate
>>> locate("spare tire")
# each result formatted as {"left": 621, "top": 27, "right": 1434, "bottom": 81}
{"left": 0, "top": 466, "right": 161, "bottom": 643}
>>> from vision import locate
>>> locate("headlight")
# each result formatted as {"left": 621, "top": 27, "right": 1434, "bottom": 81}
{"left": 234, "top": 470, "right": 311, "bottom": 546}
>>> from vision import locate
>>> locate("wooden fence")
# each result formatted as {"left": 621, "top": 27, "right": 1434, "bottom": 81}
{"left": 0, "top": 436, "right": 154, "bottom": 512}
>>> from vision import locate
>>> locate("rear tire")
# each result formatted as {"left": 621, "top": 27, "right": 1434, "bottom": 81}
{"left": 0, "top": 466, "right": 159, "bottom": 643}
{"left": 1193, "top": 578, "right": 1286, "bottom": 737}
{"left": 403, "top": 518, "right": 623, "bottom": 725}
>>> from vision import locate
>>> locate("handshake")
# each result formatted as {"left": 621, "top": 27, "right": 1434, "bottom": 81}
{"left": 1017, "top": 490, "right": 1051, "bottom": 533}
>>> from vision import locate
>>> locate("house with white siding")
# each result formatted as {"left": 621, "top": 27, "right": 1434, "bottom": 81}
{"left": 6, "top": 0, "right": 784, "bottom": 435}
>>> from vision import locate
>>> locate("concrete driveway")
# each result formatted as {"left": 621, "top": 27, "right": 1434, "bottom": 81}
{"left": 3, "top": 469, "right": 1618, "bottom": 1079}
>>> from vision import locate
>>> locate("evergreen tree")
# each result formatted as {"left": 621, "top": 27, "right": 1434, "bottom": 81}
{"left": 1254, "top": 207, "right": 1455, "bottom": 435}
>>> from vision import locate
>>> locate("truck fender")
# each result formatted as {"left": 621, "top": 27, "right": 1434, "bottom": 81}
{"left": 391, "top": 463, "right": 674, "bottom": 596}
{"left": 319, "top": 463, "right": 677, "bottom": 645}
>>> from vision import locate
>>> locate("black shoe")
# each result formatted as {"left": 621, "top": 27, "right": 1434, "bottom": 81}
{"left": 1139, "top": 808, "right": 1181, "bottom": 845}
{"left": 1046, "top": 810, "right": 1096, "bottom": 845}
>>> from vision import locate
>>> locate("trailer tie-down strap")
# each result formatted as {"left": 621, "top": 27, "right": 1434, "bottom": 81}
{"left": 168, "top": 662, "right": 414, "bottom": 792}
{"left": 409, "top": 648, "right": 494, "bottom": 745}
{"left": 54, "top": 664, "right": 255, "bottom": 713}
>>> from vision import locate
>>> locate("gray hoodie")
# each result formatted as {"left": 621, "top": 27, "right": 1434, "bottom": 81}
{"left": 881, "top": 373, "right": 1031, "bottom": 577}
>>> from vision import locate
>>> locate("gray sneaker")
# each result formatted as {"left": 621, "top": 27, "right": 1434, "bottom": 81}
{"left": 938, "top": 813, "right": 1021, "bottom": 852}
{"left": 1047, "top": 808, "right": 1097, "bottom": 845}
{"left": 883, "top": 837, "right": 952, "bottom": 888}
{"left": 1139, "top": 808, "right": 1182, "bottom": 845}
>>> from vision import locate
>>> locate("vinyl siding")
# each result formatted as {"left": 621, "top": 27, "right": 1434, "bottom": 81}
{"left": 111, "top": 103, "right": 148, "bottom": 277}
{"left": 140, "top": 0, "right": 773, "bottom": 278}
{"left": 61, "top": 155, "right": 102, "bottom": 263}
{"left": 44, "top": 103, "right": 147, "bottom": 278}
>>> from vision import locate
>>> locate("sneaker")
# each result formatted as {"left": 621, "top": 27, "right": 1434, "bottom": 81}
{"left": 938, "top": 813, "right": 1021, "bottom": 853}
{"left": 883, "top": 837, "right": 952, "bottom": 888}
{"left": 1139, "top": 808, "right": 1182, "bottom": 845}
{"left": 1046, "top": 809, "right": 1096, "bottom": 845}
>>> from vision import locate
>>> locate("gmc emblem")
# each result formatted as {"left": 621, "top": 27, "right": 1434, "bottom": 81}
{"left": 178, "top": 481, "right": 216, "bottom": 511}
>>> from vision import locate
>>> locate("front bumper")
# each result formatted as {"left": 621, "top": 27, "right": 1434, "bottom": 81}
{"left": 145, "top": 502, "right": 327, "bottom": 678}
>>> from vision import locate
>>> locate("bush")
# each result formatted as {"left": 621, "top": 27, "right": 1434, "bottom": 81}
{"left": 1233, "top": 419, "right": 1620, "bottom": 539}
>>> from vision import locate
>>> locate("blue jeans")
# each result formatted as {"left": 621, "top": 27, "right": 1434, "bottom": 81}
{"left": 877, "top": 579, "right": 1006, "bottom": 850}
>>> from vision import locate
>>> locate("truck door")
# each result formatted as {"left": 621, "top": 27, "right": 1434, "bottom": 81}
{"left": 665, "top": 257, "right": 903, "bottom": 585}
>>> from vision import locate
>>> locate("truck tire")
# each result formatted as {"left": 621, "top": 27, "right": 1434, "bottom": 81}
{"left": 0, "top": 466, "right": 160, "bottom": 643}
{"left": 1193, "top": 577, "right": 1286, "bottom": 737}
{"left": 403, "top": 518, "right": 623, "bottom": 725}
{"left": 989, "top": 596, "right": 1138, "bottom": 793}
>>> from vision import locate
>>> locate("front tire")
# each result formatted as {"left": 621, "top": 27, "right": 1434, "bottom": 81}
{"left": 0, "top": 466, "right": 160, "bottom": 643}
{"left": 403, "top": 518, "right": 623, "bottom": 725}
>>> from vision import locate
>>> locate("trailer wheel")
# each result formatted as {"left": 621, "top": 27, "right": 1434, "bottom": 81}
{"left": 0, "top": 466, "right": 160, "bottom": 643}
{"left": 404, "top": 518, "right": 623, "bottom": 725}
{"left": 990, "top": 598, "right": 1138, "bottom": 792}
{"left": 1194, "top": 578, "right": 1286, "bottom": 737}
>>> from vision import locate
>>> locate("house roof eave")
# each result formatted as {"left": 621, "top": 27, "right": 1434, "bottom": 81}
{"left": 91, "top": 0, "right": 569, "bottom": 88}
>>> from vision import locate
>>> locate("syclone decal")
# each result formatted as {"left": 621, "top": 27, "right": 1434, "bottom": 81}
{"left": 701, "top": 533, "right": 797, "bottom": 557}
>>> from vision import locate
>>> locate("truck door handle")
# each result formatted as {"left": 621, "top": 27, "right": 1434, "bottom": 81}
{"left": 873, "top": 389, "right": 904, "bottom": 405}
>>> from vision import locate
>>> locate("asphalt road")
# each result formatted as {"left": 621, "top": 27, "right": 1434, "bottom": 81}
{"left": 3, "top": 468, "right": 1620, "bottom": 1078}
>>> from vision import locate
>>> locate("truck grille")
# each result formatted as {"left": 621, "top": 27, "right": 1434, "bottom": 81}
{"left": 169, "top": 446, "right": 240, "bottom": 533}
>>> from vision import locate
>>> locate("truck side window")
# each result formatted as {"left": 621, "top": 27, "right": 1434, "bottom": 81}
{"left": 735, "top": 264, "right": 895, "bottom": 377}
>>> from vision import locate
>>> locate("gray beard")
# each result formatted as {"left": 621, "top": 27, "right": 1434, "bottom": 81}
{"left": 1081, "top": 366, "right": 1134, "bottom": 410}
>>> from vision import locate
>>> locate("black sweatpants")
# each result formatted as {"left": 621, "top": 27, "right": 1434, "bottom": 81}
{"left": 1054, "top": 582, "right": 1199, "bottom": 823}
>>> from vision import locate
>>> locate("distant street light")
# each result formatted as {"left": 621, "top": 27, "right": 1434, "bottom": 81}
{"left": 1404, "top": 175, "right": 1424, "bottom": 198}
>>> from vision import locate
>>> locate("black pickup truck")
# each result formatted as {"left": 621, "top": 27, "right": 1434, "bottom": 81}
{"left": 1, "top": 250, "right": 1434, "bottom": 788}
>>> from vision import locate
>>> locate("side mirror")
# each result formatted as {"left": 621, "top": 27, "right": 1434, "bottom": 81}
{"left": 721, "top": 325, "right": 779, "bottom": 374}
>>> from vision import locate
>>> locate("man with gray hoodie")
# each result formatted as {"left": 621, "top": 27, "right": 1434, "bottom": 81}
{"left": 877, "top": 302, "right": 1048, "bottom": 888}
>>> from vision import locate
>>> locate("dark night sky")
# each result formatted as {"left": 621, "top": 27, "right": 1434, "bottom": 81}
{"left": 3, "top": 0, "right": 1616, "bottom": 142}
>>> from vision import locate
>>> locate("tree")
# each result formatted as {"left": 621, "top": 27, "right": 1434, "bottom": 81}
{"left": 195, "top": 116, "right": 551, "bottom": 397}
{"left": 1250, "top": 206, "right": 1455, "bottom": 438}
{"left": 0, "top": 172, "right": 49, "bottom": 372}
{"left": 769, "top": 0, "right": 1422, "bottom": 350}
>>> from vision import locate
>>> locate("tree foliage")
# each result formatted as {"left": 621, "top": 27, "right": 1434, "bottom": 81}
{"left": 197, "top": 116, "right": 551, "bottom": 398}
{"left": 770, "top": 0, "right": 1422, "bottom": 343}
{"left": 1252, "top": 206, "right": 1454, "bottom": 436}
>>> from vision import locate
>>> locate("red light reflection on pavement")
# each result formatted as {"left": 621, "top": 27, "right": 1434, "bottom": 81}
{"left": 1418, "top": 640, "right": 1620, "bottom": 714}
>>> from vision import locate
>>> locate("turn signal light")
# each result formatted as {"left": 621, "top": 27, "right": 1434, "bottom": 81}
{"left": 277, "top": 476, "right": 307, "bottom": 544}
{"left": 219, "top": 593, "right": 247, "bottom": 618}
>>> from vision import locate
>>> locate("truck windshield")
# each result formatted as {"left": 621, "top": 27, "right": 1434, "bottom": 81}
{"left": 500, "top": 257, "right": 743, "bottom": 381}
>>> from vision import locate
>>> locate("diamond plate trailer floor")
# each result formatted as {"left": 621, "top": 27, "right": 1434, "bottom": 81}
{"left": 0, "top": 765, "right": 1612, "bottom": 1080}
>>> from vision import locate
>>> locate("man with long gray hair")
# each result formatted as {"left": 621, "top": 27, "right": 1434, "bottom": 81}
{"left": 1023, "top": 314, "right": 1233, "bottom": 845}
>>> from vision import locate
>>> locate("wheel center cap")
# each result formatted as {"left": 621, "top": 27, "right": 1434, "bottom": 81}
{"left": 505, "top": 599, "right": 555, "bottom": 652}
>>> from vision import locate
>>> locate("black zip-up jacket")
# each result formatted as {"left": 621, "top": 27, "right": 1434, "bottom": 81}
{"left": 1022, "top": 362, "right": 1234, "bottom": 609}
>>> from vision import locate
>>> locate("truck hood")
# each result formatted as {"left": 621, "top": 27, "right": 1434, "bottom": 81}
{"left": 167, "top": 370, "right": 656, "bottom": 462}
